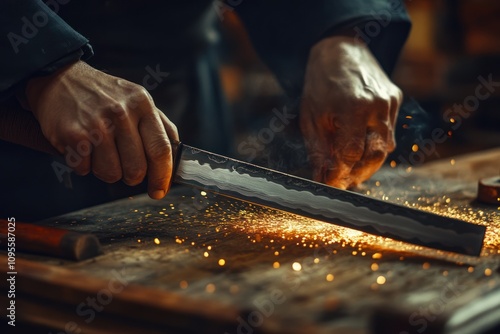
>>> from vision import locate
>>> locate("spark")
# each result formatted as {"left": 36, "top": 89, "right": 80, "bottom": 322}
{"left": 218, "top": 259, "right": 226, "bottom": 266}
{"left": 273, "top": 262, "right": 280, "bottom": 269}
{"left": 485, "top": 268, "right": 492, "bottom": 276}
{"left": 376, "top": 276, "right": 386, "bottom": 285}
{"left": 326, "top": 274, "right": 334, "bottom": 282}
{"left": 371, "top": 263, "right": 379, "bottom": 271}
{"left": 205, "top": 283, "right": 216, "bottom": 293}
{"left": 154, "top": 238, "right": 160, "bottom": 245}
{"left": 292, "top": 262, "right": 302, "bottom": 271}
{"left": 412, "top": 144, "right": 419, "bottom": 152}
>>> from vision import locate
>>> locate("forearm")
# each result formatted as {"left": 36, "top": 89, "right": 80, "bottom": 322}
{"left": 236, "top": 0, "right": 411, "bottom": 97}
{"left": 0, "top": 0, "right": 92, "bottom": 100}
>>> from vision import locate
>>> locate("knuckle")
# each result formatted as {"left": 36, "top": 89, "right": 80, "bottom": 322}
{"left": 341, "top": 140, "right": 364, "bottom": 162}
{"left": 147, "top": 138, "right": 170, "bottom": 161}
{"left": 371, "top": 94, "right": 391, "bottom": 110}
{"left": 393, "top": 86, "right": 404, "bottom": 104}
{"left": 123, "top": 166, "right": 147, "bottom": 185}
{"left": 168, "top": 120, "right": 178, "bottom": 135}
{"left": 106, "top": 103, "right": 128, "bottom": 119}
{"left": 131, "top": 86, "right": 154, "bottom": 108}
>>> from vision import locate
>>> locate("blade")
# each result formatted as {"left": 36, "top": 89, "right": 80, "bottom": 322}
{"left": 173, "top": 143, "right": 486, "bottom": 256}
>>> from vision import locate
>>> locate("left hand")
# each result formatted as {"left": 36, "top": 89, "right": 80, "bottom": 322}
{"left": 300, "top": 35, "right": 402, "bottom": 189}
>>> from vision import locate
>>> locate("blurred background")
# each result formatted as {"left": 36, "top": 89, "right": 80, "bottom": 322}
{"left": 218, "top": 0, "right": 500, "bottom": 163}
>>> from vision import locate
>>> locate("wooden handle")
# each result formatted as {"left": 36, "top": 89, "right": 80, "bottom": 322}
{"left": 478, "top": 176, "right": 500, "bottom": 204}
{"left": 0, "top": 100, "right": 59, "bottom": 155}
{"left": 0, "top": 219, "right": 102, "bottom": 261}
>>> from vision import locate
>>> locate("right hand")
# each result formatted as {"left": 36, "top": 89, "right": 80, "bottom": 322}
{"left": 25, "top": 60, "right": 179, "bottom": 199}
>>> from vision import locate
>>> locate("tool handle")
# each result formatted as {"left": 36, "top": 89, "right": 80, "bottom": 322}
{"left": 0, "top": 219, "right": 102, "bottom": 261}
{"left": 0, "top": 100, "right": 59, "bottom": 155}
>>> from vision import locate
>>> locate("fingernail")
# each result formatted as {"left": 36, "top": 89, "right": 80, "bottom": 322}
{"left": 151, "top": 189, "right": 166, "bottom": 199}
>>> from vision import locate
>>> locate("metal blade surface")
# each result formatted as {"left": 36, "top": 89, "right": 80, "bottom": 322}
{"left": 173, "top": 143, "right": 486, "bottom": 256}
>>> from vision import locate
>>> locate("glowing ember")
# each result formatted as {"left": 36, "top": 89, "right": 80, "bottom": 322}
{"left": 218, "top": 259, "right": 226, "bottom": 266}
{"left": 292, "top": 262, "right": 302, "bottom": 271}
{"left": 154, "top": 238, "right": 160, "bottom": 245}
{"left": 205, "top": 283, "right": 215, "bottom": 293}
{"left": 484, "top": 268, "right": 492, "bottom": 276}
{"left": 204, "top": 252, "right": 209, "bottom": 257}
{"left": 326, "top": 274, "right": 334, "bottom": 281}
{"left": 376, "top": 276, "right": 386, "bottom": 285}
{"left": 371, "top": 263, "right": 379, "bottom": 271}
{"left": 273, "top": 262, "right": 280, "bottom": 269}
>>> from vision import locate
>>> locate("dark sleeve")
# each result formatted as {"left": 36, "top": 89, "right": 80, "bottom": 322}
{"left": 236, "top": 0, "right": 411, "bottom": 97}
{"left": 0, "top": 0, "right": 92, "bottom": 99}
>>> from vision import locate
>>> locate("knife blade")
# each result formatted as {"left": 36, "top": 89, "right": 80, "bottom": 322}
{"left": 173, "top": 143, "right": 486, "bottom": 256}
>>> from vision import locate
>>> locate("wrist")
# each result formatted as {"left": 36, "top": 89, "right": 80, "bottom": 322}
{"left": 25, "top": 60, "right": 82, "bottom": 114}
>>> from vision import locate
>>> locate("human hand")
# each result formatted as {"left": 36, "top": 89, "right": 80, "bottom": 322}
{"left": 25, "top": 61, "right": 179, "bottom": 199}
{"left": 300, "top": 36, "right": 402, "bottom": 189}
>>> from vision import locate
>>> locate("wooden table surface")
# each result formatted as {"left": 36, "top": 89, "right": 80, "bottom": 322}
{"left": 1, "top": 148, "right": 500, "bottom": 334}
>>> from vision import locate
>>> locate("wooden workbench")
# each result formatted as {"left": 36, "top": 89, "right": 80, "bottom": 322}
{"left": 1, "top": 149, "right": 500, "bottom": 334}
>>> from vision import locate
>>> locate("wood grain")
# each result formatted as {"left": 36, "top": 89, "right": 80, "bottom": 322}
{"left": 1, "top": 149, "right": 500, "bottom": 333}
